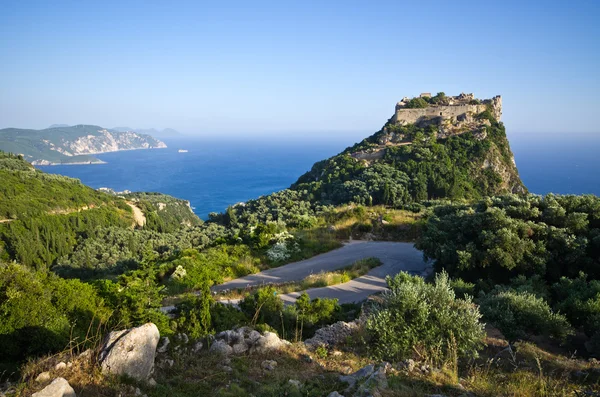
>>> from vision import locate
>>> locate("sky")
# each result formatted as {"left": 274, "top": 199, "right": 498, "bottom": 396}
{"left": 1, "top": 0, "right": 599, "bottom": 140}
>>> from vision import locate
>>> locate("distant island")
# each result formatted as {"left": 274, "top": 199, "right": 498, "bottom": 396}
{"left": 0, "top": 124, "right": 167, "bottom": 165}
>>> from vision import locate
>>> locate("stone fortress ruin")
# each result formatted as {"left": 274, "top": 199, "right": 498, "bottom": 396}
{"left": 350, "top": 93, "right": 503, "bottom": 161}
{"left": 391, "top": 92, "right": 502, "bottom": 128}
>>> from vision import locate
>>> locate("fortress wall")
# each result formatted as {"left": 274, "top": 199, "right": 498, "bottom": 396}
{"left": 392, "top": 104, "right": 488, "bottom": 124}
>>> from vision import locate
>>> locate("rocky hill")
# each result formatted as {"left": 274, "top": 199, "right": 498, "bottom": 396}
{"left": 0, "top": 124, "right": 166, "bottom": 165}
{"left": 293, "top": 92, "right": 525, "bottom": 204}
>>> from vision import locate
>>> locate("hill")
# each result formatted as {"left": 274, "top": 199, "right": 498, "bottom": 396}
{"left": 0, "top": 124, "right": 167, "bottom": 165}
{"left": 0, "top": 152, "right": 201, "bottom": 270}
{"left": 293, "top": 92, "right": 526, "bottom": 205}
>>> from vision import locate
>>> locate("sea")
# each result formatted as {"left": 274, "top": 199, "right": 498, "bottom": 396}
{"left": 37, "top": 134, "right": 600, "bottom": 220}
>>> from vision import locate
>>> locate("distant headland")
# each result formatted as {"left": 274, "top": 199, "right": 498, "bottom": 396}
{"left": 0, "top": 124, "right": 167, "bottom": 165}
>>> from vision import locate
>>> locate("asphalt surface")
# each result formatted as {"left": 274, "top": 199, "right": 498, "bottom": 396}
{"left": 212, "top": 241, "right": 430, "bottom": 304}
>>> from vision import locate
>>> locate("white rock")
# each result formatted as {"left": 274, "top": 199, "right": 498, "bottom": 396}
{"left": 327, "top": 392, "right": 344, "bottom": 397}
{"left": 35, "top": 372, "right": 51, "bottom": 383}
{"left": 54, "top": 362, "right": 67, "bottom": 371}
{"left": 32, "top": 377, "right": 76, "bottom": 397}
{"left": 99, "top": 323, "right": 160, "bottom": 381}
{"left": 288, "top": 379, "right": 301, "bottom": 388}
{"left": 252, "top": 332, "right": 284, "bottom": 353}
{"left": 147, "top": 378, "right": 157, "bottom": 387}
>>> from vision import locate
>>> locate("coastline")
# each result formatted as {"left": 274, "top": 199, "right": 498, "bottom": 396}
{"left": 31, "top": 146, "right": 167, "bottom": 166}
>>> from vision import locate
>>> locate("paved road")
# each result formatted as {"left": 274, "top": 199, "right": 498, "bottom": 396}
{"left": 213, "top": 241, "right": 430, "bottom": 304}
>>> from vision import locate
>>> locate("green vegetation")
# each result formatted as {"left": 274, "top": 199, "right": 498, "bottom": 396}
{"left": 417, "top": 194, "right": 600, "bottom": 355}
{"left": 404, "top": 97, "right": 429, "bottom": 108}
{"left": 293, "top": 110, "right": 524, "bottom": 206}
{"left": 0, "top": 263, "right": 111, "bottom": 361}
{"left": 0, "top": 154, "right": 120, "bottom": 220}
{"left": 125, "top": 192, "right": 202, "bottom": 233}
{"left": 3, "top": 100, "right": 600, "bottom": 397}
{"left": 366, "top": 271, "right": 485, "bottom": 362}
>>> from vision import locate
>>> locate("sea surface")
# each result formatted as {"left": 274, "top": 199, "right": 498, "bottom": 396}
{"left": 37, "top": 135, "right": 600, "bottom": 219}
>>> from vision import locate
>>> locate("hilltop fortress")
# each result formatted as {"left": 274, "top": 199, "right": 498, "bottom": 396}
{"left": 391, "top": 92, "right": 502, "bottom": 125}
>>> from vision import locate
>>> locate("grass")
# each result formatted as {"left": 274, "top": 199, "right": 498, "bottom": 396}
{"left": 11, "top": 322, "right": 600, "bottom": 397}
{"left": 216, "top": 257, "right": 382, "bottom": 300}
{"left": 324, "top": 205, "right": 423, "bottom": 242}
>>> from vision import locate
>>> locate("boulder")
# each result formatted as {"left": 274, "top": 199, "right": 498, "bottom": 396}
{"left": 210, "top": 340, "right": 233, "bottom": 356}
{"left": 35, "top": 372, "right": 51, "bottom": 383}
{"left": 54, "top": 362, "right": 67, "bottom": 371}
{"left": 32, "top": 377, "right": 76, "bottom": 397}
{"left": 327, "top": 392, "right": 344, "bottom": 397}
{"left": 252, "top": 332, "right": 284, "bottom": 353}
{"left": 99, "top": 323, "right": 160, "bottom": 381}
{"left": 247, "top": 330, "right": 261, "bottom": 343}
{"left": 232, "top": 342, "right": 248, "bottom": 354}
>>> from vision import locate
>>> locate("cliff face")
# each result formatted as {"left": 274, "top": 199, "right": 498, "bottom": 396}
{"left": 58, "top": 129, "right": 167, "bottom": 156}
{"left": 293, "top": 93, "right": 526, "bottom": 205}
{"left": 0, "top": 125, "right": 167, "bottom": 165}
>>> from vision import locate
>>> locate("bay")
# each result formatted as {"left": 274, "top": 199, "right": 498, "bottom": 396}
{"left": 37, "top": 134, "right": 600, "bottom": 219}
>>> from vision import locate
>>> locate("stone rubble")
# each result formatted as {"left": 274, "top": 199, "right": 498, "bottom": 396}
{"left": 209, "top": 328, "right": 288, "bottom": 356}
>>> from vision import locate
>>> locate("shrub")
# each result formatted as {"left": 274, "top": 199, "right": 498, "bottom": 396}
{"left": 240, "top": 286, "right": 283, "bottom": 326}
{"left": 479, "top": 289, "right": 573, "bottom": 342}
{"left": 173, "top": 289, "right": 213, "bottom": 339}
{"left": 0, "top": 263, "right": 111, "bottom": 360}
{"left": 366, "top": 271, "right": 484, "bottom": 362}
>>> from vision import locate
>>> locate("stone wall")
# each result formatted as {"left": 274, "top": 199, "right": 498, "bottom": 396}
{"left": 391, "top": 95, "right": 502, "bottom": 125}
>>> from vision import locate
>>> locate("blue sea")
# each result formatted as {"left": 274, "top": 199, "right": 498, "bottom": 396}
{"left": 37, "top": 134, "right": 600, "bottom": 219}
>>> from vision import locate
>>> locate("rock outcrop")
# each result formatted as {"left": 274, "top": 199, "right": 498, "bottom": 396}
{"left": 32, "top": 377, "right": 76, "bottom": 397}
{"left": 99, "top": 323, "right": 160, "bottom": 381}
{"left": 210, "top": 328, "right": 288, "bottom": 356}
{"left": 304, "top": 321, "right": 359, "bottom": 349}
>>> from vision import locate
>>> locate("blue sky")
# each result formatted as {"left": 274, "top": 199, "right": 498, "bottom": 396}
{"left": 0, "top": 0, "right": 598, "bottom": 140}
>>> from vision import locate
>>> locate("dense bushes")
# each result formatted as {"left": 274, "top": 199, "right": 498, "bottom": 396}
{"left": 0, "top": 207, "right": 132, "bottom": 270}
{"left": 0, "top": 263, "right": 111, "bottom": 360}
{"left": 418, "top": 194, "right": 600, "bottom": 284}
{"left": 366, "top": 272, "right": 485, "bottom": 361}
{"left": 479, "top": 289, "right": 572, "bottom": 342}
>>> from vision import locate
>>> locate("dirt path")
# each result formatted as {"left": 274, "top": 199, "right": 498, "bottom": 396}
{"left": 127, "top": 202, "right": 146, "bottom": 227}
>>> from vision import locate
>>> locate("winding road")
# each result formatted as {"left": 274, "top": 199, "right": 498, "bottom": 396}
{"left": 213, "top": 241, "right": 430, "bottom": 304}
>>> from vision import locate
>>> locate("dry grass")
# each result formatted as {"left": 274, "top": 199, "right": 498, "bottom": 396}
{"left": 326, "top": 205, "right": 423, "bottom": 241}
